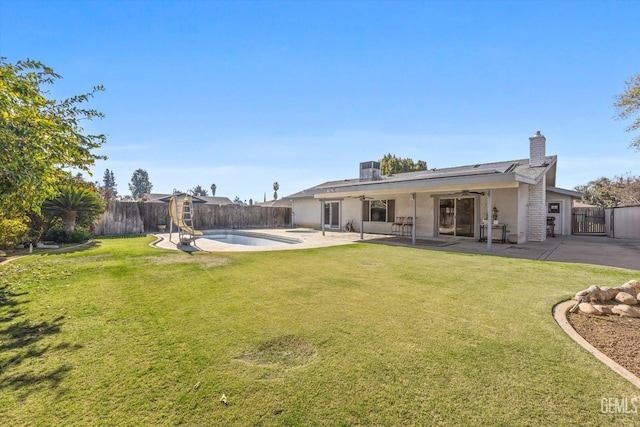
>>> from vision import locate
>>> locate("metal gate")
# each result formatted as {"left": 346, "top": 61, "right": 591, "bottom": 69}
{"left": 572, "top": 207, "right": 606, "bottom": 234}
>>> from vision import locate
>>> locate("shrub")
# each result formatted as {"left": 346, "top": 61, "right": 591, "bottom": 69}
{"left": 42, "top": 225, "right": 66, "bottom": 243}
{"left": 42, "top": 225, "right": 93, "bottom": 244}
{"left": 66, "top": 228, "right": 93, "bottom": 243}
{"left": 0, "top": 219, "right": 29, "bottom": 249}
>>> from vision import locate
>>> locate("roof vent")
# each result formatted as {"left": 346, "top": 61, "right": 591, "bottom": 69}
{"left": 360, "top": 161, "right": 381, "bottom": 181}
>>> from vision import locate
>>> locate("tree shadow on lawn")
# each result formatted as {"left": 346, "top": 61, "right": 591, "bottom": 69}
{"left": 3, "top": 239, "right": 101, "bottom": 259}
{"left": 0, "top": 282, "right": 81, "bottom": 398}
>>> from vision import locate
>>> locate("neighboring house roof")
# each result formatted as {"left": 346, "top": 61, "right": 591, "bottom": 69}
{"left": 141, "top": 193, "right": 234, "bottom": 205}
{"left": 256, "top": 199, "right": 292, "bottom": 208}
{"left": 573, "top": 201, "right": 598, "bottom": 208}
{"left": 286, "top": 156, "right": 564, "bottom": 200}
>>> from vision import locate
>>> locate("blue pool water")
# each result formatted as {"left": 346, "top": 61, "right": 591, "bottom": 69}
{"left": 200, "top": 232, "right": 299, "bottom": 247}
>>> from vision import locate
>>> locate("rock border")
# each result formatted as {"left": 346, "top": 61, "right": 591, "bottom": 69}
{"left": 553, "top": 300, "right": 640, "bottom": 389}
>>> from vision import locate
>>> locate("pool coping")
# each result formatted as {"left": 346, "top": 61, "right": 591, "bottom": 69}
{"left": 553, "top": 299, "right": 640, "bottom": 389}
{"left": 149, "top": 228, "right": 374, "bottom": 252}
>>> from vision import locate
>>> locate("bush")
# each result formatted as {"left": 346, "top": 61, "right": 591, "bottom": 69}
{"left": 0, "top": 219, "right": 29, "bottom": 249}
{"left": 66, "top": 228, "right": 93, "bottom": 243}
{"left": 42, "top": 225, "right": 66, "bottom": 243}
{"left": 42, "top": 225, "right": 93, "bottom": 244}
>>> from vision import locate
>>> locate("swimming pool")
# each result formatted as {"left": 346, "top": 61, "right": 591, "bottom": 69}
{"left": 200, "top": 231, "right": 300, "bottom": 247}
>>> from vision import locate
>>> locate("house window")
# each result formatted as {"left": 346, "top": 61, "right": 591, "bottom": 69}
{"left": 548, "top": 203, "right": 560, "bottom": 213}
{"left": 362, "top": 199, "right": 395, "bottom": 222}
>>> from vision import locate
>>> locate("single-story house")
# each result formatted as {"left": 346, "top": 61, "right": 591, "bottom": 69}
{"left": 141, "top": 193, "right": 234, "bottom": 206}
{"left": 286, "top": 132, "right": 582, "bottom": 244}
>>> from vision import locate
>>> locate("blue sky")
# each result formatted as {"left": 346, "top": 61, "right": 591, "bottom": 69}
{"left": 1, "top": 0, "right": 639, "bottom": 202}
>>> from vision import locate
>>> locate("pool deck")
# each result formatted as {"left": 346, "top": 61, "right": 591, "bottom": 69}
{"left": 151, "top": 228, "right": 640, "bottom": 270}
{"left": 151, "top": 228, "right": 385, "bottom": 252}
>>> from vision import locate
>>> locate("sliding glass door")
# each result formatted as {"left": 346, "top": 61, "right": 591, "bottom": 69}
{"left": 438, "top": 198, "right": 475, "bottom": 237}
{"left": 324, "top": 201, "right": 340, "bottom": 228}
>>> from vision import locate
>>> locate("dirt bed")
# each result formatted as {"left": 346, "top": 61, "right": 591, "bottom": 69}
{"left": 568, "top": 312, "right": 640, "bottom": 378}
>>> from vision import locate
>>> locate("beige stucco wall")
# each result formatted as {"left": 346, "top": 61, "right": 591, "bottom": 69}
{"left": 292, "top": 199, "right": 322, "bottom": 228}
{"left": 546, "top": 191, "right": 576, "bottom": 236}
{"left": 293, "top": 184, "right": 567, "bottom": 243}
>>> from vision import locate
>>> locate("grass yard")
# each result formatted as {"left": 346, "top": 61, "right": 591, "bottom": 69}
{"left": 1, "top": 236, "right": 638, "bottom": 426}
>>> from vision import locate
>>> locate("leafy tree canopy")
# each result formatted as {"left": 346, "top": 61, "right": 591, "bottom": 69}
{"left": 0, "top": 58, "right": 106, "bottom": 219}
{"left": 614, "top": 73, "right": 640, "bottom": 150}
{"left": 129, "top": 169, "right": 153, "bottom": 199}
{"left": 380, "top": 154, "right": 427, "bottom": 175}
{"left": 575, "top": 174, "right": 640, "bottom": 207}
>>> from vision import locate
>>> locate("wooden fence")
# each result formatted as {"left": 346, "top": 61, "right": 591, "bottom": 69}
{"left": 572, "top": 207, "right": 606, "bottom": 234}
{"left": 94, "top": 201, "right": 292, "bottom": 236}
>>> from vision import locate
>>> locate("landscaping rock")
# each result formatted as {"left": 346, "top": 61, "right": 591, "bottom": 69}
{"left": 615, "top": 292, "right": 638, "bottom": 306}
{"left": 36, "top": 243, "right": 59, "bottom": 249}
{"left": 578, "top": 302, "right": 602, "bottom": 315}
{"left": 611, "top": 304, "right": 640, "bottom": 318}
{"left": 573, "top": 280, "right": 640, "bottom": 318}
{"left": 618, "top": 282, "right": 638, "bottom": 298}
{"left": 600, "top": 287, "right": 619, "bottom": 301}
{"left": 592, "top": 303, "right": 616, "bottom": 315}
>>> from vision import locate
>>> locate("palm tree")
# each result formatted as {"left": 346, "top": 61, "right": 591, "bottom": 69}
{"left": 210, "top": 183, "right": 217, "bottom": 196}
{"left": 42, "top": 186, "right": 105, "bottom": 233}
{"left": 273, "top": 181, "right": 280, "bottom": 200}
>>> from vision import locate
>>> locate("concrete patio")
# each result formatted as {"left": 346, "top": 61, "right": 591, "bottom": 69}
{"left": 152, "top": 228, "right": 640, "bottom": 271}
{"left": 366, "top": 234, "right": 640, "bottom": 270}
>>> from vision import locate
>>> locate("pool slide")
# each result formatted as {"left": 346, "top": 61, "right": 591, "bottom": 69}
{"left": 168, "top": 196, "right": 203, "bottom": 236}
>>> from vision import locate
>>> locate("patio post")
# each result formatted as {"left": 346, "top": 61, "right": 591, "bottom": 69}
{"left": 360, "top": 196, "right": 364, "bottom": 240}
{"left": 487, "top": 190, "right": 493, "bottom": 252}
{"left": 412, "top": 193, "right": 416, "bottom": 245}
{"left": 320, "top": 199, "right": 325, "bottom": 236}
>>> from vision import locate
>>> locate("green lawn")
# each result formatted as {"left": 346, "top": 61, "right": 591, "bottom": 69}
{"left": 1, "top": 236, "right": 638, "bottom": 426}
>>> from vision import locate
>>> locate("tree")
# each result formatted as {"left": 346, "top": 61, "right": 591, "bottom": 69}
{"left": 191, "top": 185, "right": 208, "bottom": 196}
{"left": 0, "top": 58, "right": 106, "bottom": 219}
{"left": 210, "top": 183, "right": 217, "bottom": 196}
{"left": 42, "top": 185, "right": 105, "bottom": 233}
{"left": 273, "top": 181, "right": 280, "bottom": 200}
{"left": 614, "top": 73, "right": 640, "bottom": 150}
{"left": 380, "top": 154, "right": 427, "bottom": 175}
{"left": 575, "top": 174, "right": 640, "bottom": 207}
{"left": 102, "top": 168, "right": 117, "bottom": 200}
{"left": 129, "top": 169, "right": 153, "bottom": 199}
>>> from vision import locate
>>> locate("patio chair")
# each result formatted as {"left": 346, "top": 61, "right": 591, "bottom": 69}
{"left": 392, "top": 217, "right": 404, "bottom": 235}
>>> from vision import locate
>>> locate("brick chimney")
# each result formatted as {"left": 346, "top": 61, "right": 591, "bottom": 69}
{"left": 529, "top": 131, "right": 546, "bottom": 167}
